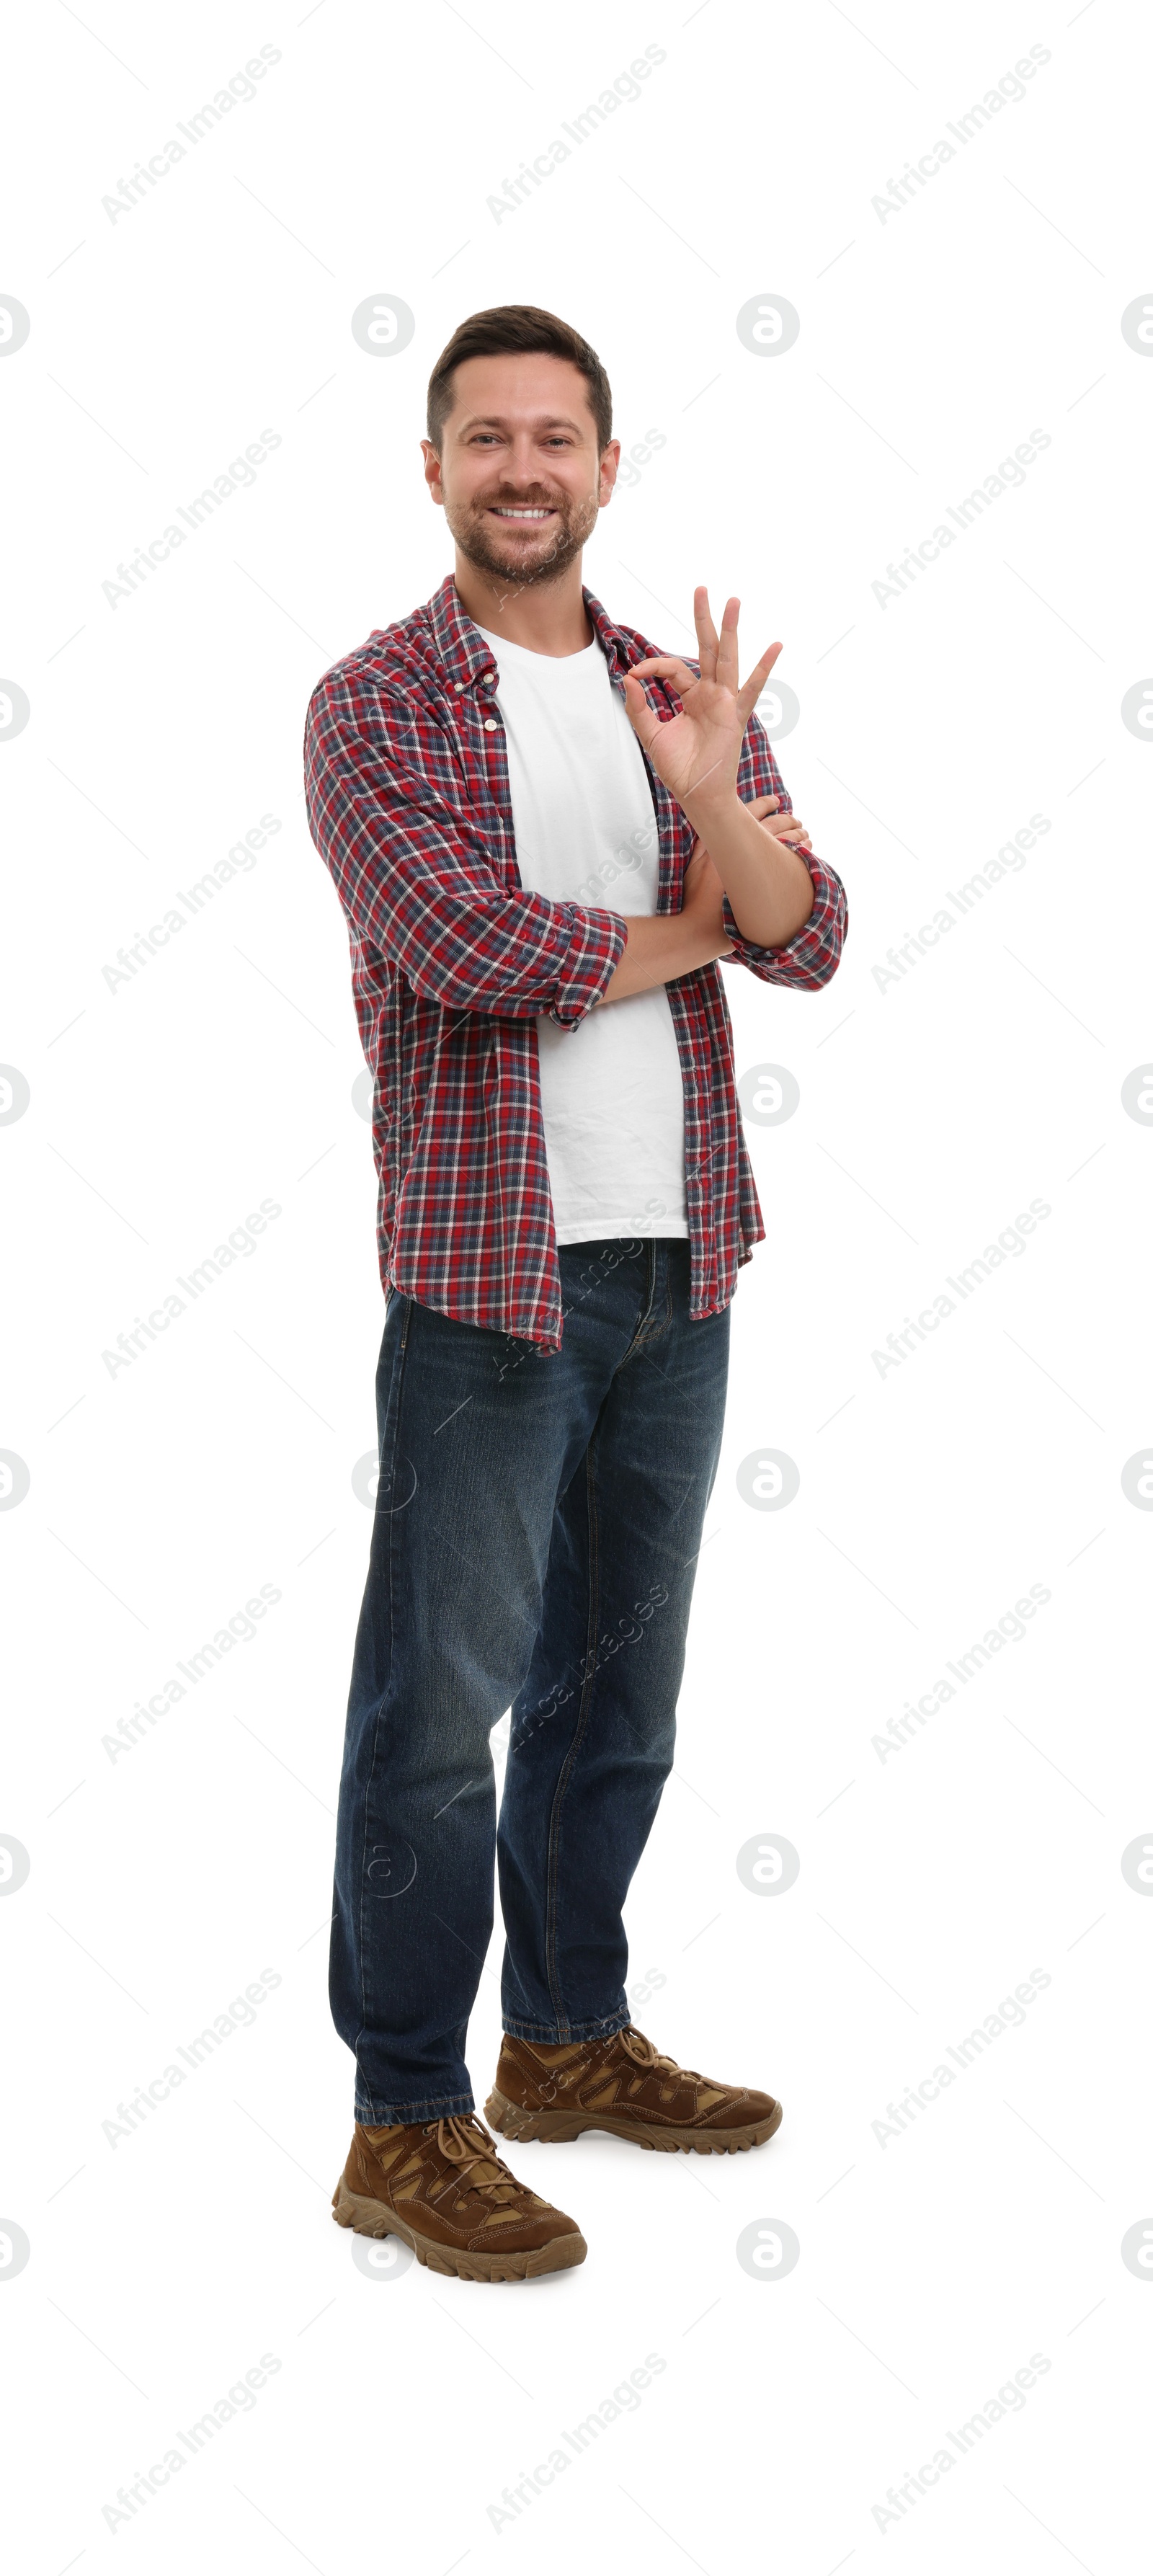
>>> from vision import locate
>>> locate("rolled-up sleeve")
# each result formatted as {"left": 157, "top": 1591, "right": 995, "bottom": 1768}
{"left": 719, "top": 712, "right": 848, "bottom": 989}
{"left": 721, "top": 852, "right": 848, "bottom": 990}
{"left": 305, "top": 675, "right": 626, "bottom": 1023}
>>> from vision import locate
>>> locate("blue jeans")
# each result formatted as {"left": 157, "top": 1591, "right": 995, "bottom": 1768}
{"left": 329, "top": 1238, "right": 730, "bottom": 2123}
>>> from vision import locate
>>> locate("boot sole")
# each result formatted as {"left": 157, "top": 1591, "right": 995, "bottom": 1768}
{"left": 331, "top": 2174, "right": 587, "bottom": 2280}
{"left": 484, "top": 2084, "right": 783, "bottom": 2155}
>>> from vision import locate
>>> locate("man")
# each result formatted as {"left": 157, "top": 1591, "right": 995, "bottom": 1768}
{"left": 306, "top": 305, "right": 847, "bottom": 2283}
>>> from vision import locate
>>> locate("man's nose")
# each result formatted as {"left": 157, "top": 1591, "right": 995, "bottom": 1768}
{"left": 500, "top": 438, "right": 553, "bottom": 484}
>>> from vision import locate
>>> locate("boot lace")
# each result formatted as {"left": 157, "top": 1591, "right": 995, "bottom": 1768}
{"left": 619, "top": 2025, "right": 702, "bottom": 2083}
{"left": 425, "top": 2113, "right": 525, "bottom": 2205}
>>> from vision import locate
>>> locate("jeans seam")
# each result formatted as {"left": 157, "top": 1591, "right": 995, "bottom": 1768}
{"left": 629, "top": 1271, "right": 673, "bottom": 1351}
{"left": 543, "top": 1436, "right": 602, "bottom": 2040}
{"left": 616, "top": 1238, "right": 672, "bottom": 1362}
{"left": 357, "top": 1298, "right": 411, "bottom": 2060}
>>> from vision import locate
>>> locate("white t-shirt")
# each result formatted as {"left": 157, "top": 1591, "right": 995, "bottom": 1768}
{"left": 474, "top": 624, "right": 688, "bottom": 1244}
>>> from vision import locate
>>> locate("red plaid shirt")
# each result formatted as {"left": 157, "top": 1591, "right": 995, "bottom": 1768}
{"left": 304, "top": 574, "right": 847, "bottom": 1351}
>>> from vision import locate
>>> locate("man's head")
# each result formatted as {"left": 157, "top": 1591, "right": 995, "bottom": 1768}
{"left": 422, "top": 305, "right": 618, "bottom": 593}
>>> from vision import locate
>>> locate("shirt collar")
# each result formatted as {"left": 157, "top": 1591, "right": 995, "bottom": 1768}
{"left": 427, "top": 574, "right": 494, "bottom": 688}
{"left": 426, "top": 572, "right": 644, "bottom": 690}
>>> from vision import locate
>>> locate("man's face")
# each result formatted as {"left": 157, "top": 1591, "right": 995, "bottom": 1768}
{"left": 422, "top": 352, "right": 619, "bottom": 592}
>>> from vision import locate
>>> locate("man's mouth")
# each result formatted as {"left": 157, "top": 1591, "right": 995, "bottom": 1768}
{"left": 485, "top": 505, "right": 557, "bottom": 521}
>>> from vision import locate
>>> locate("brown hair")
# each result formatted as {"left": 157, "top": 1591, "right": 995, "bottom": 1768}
{"left": 426, "top": 304, "right": 613, "bottom": 451}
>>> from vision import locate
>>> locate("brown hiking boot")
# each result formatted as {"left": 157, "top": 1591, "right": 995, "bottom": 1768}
{"left": 331, "top": 2112, "right": 587, "bottom": 2281}
{"left": 486, "top": 2025, "right": 783, "bottom": 2156}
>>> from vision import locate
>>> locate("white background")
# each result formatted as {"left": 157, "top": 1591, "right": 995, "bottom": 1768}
{"left": 3, "top": 1, "right": 1152, "bottom": 2566}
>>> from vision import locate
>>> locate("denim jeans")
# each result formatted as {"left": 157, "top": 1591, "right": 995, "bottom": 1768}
{"left": 329, "top": 1238, "right": 730, "bottom": 2123}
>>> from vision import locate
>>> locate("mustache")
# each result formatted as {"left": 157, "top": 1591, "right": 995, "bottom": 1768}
{"left": 471, "top": 487, "right": 568, "bottom": 511}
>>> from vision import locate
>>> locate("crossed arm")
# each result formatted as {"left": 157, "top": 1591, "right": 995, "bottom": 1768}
{"left": 306, "top": 599, "right": 842, "bottom": 1026}
{"left": 596, "top": 794, "right": 815, "bottom": 1004}
{"left": 599, "top": 588, "right": 819, "bottom": 1004}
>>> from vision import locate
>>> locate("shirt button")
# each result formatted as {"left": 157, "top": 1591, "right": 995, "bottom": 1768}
{"left": 453, "top": 680, "right": 465, "bottom": 692}
{"left": 484, "top": 718, "right": 499, "bottom": 732}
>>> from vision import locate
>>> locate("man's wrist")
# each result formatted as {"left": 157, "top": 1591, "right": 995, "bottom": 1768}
{"left": 649, "top": 912, "right": 723, "bottom": 977}
{"left": 680, "top": 918, "right": 734, "bottom": 972}
{"left": 594, "top": 907, "right": 730, "bottom": 1005}
{"left": 681, "top": 781, "right": 742, "bottom": 834}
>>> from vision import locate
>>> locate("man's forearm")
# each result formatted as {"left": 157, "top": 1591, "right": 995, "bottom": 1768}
{"left": 682, "top": 789, "right": 815, "bottom": 947}
{"left": 594, "top": 910, "right": 732, "bottom": 1005}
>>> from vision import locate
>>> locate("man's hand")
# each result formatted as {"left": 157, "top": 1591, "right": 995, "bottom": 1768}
{"left": 691, "top": 793, "right": 812, "bottom": 868}
{"left": 620, "top": 592, "right": 817, "bottom": 949}
{"left": 620, "top": 588, "right": 781, "bottom": 808}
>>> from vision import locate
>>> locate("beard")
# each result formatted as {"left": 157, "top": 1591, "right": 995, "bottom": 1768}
{"left": 442, "top": 481, "right": 601, "bottom": 599}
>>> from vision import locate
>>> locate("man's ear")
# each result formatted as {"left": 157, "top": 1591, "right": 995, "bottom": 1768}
{"left": 598, "top": 439, "right": 622, "bottom": 507}
{"left": 421, "top": 438, "right": 444, "bottom": 507}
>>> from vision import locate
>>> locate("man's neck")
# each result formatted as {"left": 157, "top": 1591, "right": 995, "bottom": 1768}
{"left": 452, "top": 553, "right": 593, "bottom": 657}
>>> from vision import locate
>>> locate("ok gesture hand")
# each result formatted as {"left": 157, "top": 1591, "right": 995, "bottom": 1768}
{"left": 620, "top": 587, "right": 783, "bottom": 814}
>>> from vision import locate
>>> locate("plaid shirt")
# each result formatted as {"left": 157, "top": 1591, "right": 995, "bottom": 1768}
{"left": 304, "top": 574, "right": 847, "bottom": 1351}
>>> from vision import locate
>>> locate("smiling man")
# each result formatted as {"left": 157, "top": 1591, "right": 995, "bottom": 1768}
{"left": 306, "top": 304, "right": 847, "bottom": 2283}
